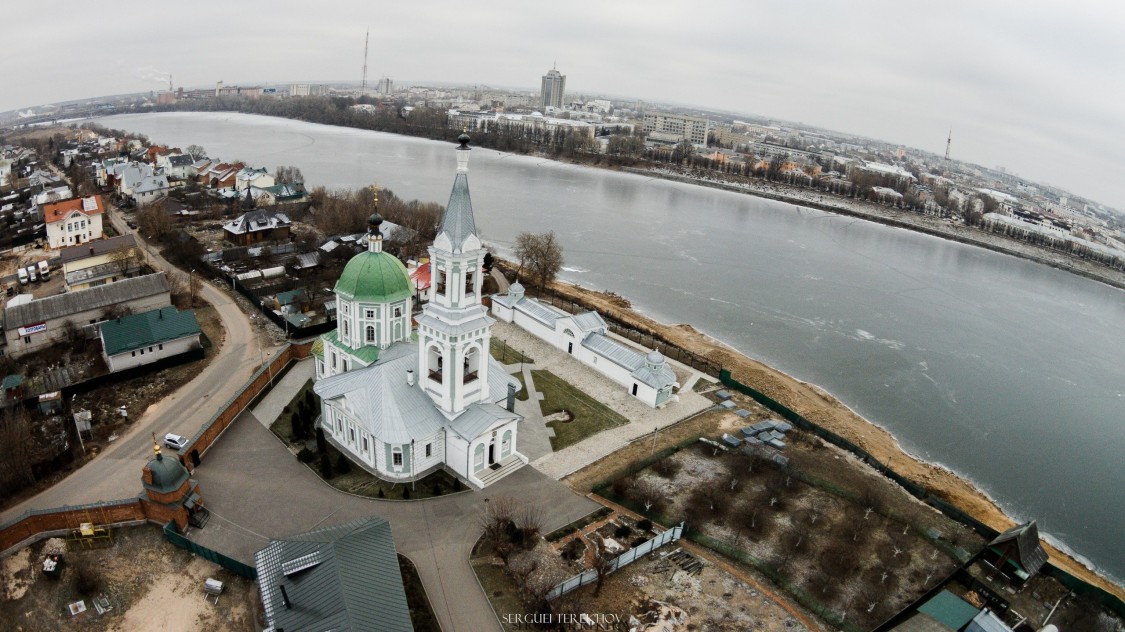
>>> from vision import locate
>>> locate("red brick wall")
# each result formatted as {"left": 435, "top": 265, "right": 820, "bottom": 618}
{"left": 0, "top": 500, "right": 146, "bottom": 553}
{"left": 1, "top": 346, "right": 311, "bottom": 554}
{"left": 183, "top": 341, "right": 312, "bottom": 468}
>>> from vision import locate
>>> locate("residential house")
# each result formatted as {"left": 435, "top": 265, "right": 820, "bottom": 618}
{"left": 132, "top": 173, "right": 170, "bottom": 207}
{"left": 200, "top": 162, "right": 244, "bottom": 189}
{"left": 58, "top": 234, "right": 142, "bottom": 291}
{"left": 157, "top": 153, "right": 196, "bottom": 181}
{"left": 33, "top": 185, "right": 72, "bottom": 207}
{"left": 273, "top": 288, "right": 309, "bottom": 315}
{"left": 492, "top": 283, "right": 679, "bottom": 408}
{"left": 254, "top": 518, "right": 413, "bottom": 632}
{"left": 980, "top": 521, "right": 1048, "bottom": 585}
{"left": 43, "top": 195, "right": 104, "bottom": 249}
{"left": 99, "top": 306, "right": 202, "bottom": 372}
{"left": 234, "top": 166, "right": 274, "bottom": 190}
{"left": 3, "top": 272, "right": 171, "bottom": 356}
{"left": 222, "top": 208, "right": 292, "bottom": 246}
{"left": 252, "top": 182, "right": 307, "bottom": 206}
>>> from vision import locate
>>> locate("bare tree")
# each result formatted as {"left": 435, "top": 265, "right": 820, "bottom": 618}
{"left": 478, "top": 496, "right": 518, "bottom": 562}
{"left": 137, "top": 203, "right": 171, "bottom": 239}
{"left": 513, "top": 230, "right": 564, "bottom": 294}
{"left": 185, "top": 144, "right": 206, "bottom": 160}
{"left": 590, "top": 535, "right": 615, "bottom": 596}
{"left": 107, "top": 246, "right": 141, "bottom": 279}
{"left": 275, "top": 165, "right": 305, "bottom": 184}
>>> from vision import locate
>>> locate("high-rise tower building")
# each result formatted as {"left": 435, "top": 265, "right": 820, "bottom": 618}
{"left": 540, "top": 63, "right": 566, "bottom": 111}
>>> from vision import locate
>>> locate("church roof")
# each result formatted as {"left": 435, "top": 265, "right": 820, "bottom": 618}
{"left": 143, "top": 451, "right": 190, "bottom": 494}
{"left": 448, "top": 403, "right": 519, "bottom": 440}
{"left": 313, "top": 342, "right": 520, "bottom": 444}
{"left": 314, "top": 344, "right": 444, "bottom": 444}
{"left": 438, "top": 172, "right": 478, "bottom": 252}
{"left": 334, "top": 250, "right": 412, "bottom": 304}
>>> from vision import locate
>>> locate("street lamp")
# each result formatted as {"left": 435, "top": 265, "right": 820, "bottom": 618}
{"left": 189, "top": 268, "right": 195, "bottom": 307}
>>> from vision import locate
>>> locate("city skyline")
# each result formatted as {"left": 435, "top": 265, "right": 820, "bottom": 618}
{"left": 6, "top": 1, "right": 1125, "bottom": 209}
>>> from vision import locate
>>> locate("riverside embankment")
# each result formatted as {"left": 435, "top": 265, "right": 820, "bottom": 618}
{"left": 544, "top": 279, "right": 1125, "bottom": 602}
{"left": 623, "top": 167, "right": 1125, "bottom": 293}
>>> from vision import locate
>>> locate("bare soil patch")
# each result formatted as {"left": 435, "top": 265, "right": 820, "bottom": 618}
{"left": 0, "top": 525, "right": 257, "bottom": 631}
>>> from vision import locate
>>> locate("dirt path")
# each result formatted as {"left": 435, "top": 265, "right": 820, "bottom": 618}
{"left": 548, "top": 279, "right": 1125, "bottom": 602}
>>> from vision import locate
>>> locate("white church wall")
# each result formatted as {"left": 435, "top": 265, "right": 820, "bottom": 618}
{"left": 446, "top": 434, "right": 470, "bottom": 480}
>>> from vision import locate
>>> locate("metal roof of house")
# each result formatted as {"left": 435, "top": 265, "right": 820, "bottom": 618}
{"left": 223, "top": 209, "right": 291, "bottom": 235}
{"left": 99, "top": 306, "right": 200, "bottom": 356}
{"left": 4, "top": 273, "right": 170, "bottom": 328}
{"left": 57, "top": 234, "right": 138, "bottom": 265}
{"left": 917, "top": 590, "right": 980, "bottom": 630}
{"left": 988, "top": 521, "right": 1048, "bottom": 576}
{"left": 254, "top": 517, "right": 413, "bottom": 632}
{"left": 965, "top": 610, "right": 1012, "bottom": 632}
{"left": 167, "top": 154, "right": 194, "bottom": 167}
{"left": 438, "top": 172, "right": 478, "bottom": 252}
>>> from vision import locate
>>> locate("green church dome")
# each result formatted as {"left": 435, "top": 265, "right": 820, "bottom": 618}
{"left": 335, "top": 251, "right": 413, "bottom": 303}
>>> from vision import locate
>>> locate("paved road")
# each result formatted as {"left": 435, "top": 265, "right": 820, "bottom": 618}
{"left": 191, "top": 410, "right": 600, "bottom": 632}
{"left": 0, "top": 208, "right": 267, "bottom": 524}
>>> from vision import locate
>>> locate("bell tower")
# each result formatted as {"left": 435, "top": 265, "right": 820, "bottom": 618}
{"left": 416, "top": 133, "right": 494, "bottom": 417}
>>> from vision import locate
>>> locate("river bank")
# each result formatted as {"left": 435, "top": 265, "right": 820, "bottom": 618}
{"left": 621, "top": 167, "right": 1125, "bottom": 293}
{"left": 543, "top": 278, "right": 1125, "bottom": 602}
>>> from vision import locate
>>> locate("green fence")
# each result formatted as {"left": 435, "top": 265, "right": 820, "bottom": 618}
{"left": 163, "top": 521, "right": 257, "bottom": 580}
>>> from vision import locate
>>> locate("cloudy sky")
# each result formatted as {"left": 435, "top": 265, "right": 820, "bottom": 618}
{"left": 8, "top": 1, "right": 1125, "bottom": 209}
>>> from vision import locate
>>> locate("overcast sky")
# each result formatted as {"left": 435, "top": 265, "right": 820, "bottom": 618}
{"left": 7, "top": 1, "right": 1125, "bottom": 209}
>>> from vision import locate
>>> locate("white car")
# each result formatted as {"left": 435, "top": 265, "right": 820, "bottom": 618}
{"left": 163, "top": 433, "right": 188, "bottom": 451}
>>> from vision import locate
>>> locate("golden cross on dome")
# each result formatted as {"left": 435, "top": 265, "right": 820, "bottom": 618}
{"left": 373, "top": 180, "right": 379, "bottom": 209}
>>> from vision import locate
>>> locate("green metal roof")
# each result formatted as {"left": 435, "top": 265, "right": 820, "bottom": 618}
{"left": 310, "top": 337, "right": 324, "bottom": 358}
{"left": 323, "top": 330, "right": 381, "bottom": 365}
{"left": 334, "top": 250, "right": 412, "bottom": 304}
{"left": 917, "top": 590, "right": 980, "bottom": 630}
{"left": 100, "top": 306, "right": 201, "bottom": 357}
{"left": 2, "top": 374, "right": 22, "bottom": 390}
{"left": 143, "top": 452, "right": 190, "bottom": 495}
{"left": 254, "top": 517, "right": 413, "bottom": 632}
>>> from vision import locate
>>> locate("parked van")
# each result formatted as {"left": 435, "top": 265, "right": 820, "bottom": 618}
{"left": 37, "top": 260, "right": 49, "bottom": 280}
{"left": 17, "top": 268, "right": 28, "bottom": 285}
{"left": 26, "top": 266, "right": 37, "bottom": 283}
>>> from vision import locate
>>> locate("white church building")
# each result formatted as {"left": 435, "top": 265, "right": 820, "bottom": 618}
{"left": 313, "top": 134, "right": 526, "bottom": 488}
{"left": 491, "top": 287, "right": 679, "bottom": 408}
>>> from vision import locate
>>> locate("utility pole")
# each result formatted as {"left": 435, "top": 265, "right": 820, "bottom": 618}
{"left": 361, "top": 29, "right": 369, "bottom": 93}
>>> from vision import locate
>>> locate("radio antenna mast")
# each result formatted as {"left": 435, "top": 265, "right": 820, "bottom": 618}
{"left": 361, "top": 29, "right": 370, "bottom": 93}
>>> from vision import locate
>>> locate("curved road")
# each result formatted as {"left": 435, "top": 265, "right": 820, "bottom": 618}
{"left": 0, "top": 207, "right": 267, "bottom": 523}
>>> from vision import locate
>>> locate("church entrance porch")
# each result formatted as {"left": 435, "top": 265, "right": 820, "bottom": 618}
{"left": 474, "top": 454, "right": 524, "bottom": 487}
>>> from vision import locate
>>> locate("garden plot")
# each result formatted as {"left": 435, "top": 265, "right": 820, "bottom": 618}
{"left": 606, "top": 441, "right": 977, "bottom": 630}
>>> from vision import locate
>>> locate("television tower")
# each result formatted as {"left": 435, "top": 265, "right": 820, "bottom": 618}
{"left": 944, "top": 128, "right": 952, "bottom": 161}
{"left": 361, "top": 29, "right": 369, "bottom": 92}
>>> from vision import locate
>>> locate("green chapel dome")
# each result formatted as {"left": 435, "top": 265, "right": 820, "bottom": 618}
{"left": 334, "top": 250, "right": 413, "bottom": 303}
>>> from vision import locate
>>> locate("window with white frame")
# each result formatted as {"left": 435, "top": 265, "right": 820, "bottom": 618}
{"left": 392, "top": 448, "right": 403, "bottom": 467}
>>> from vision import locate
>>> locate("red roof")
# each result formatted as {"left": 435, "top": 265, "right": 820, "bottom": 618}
{"left": 42, "top": 195, "right": 104, "bottom": 224}
{"left": 410, "top": 261, "right": 431, "bottom": 290}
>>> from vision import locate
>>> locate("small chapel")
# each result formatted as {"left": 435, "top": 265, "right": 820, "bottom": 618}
{"left": 312, "top": 134, "right": 526, "bottom": 488}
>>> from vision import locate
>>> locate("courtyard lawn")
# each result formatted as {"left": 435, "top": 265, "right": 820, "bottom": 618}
{"left": 490, "top": 337, "right": 534, "bottom": 365}
{"left": 268, "top": 378, "right": 318, "bottom": 445}
{"left": 513, "top": 371, "right": 530, "bottom": 401}
{"left": 531, "top": 369, "right": 629, "bottom": 450}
